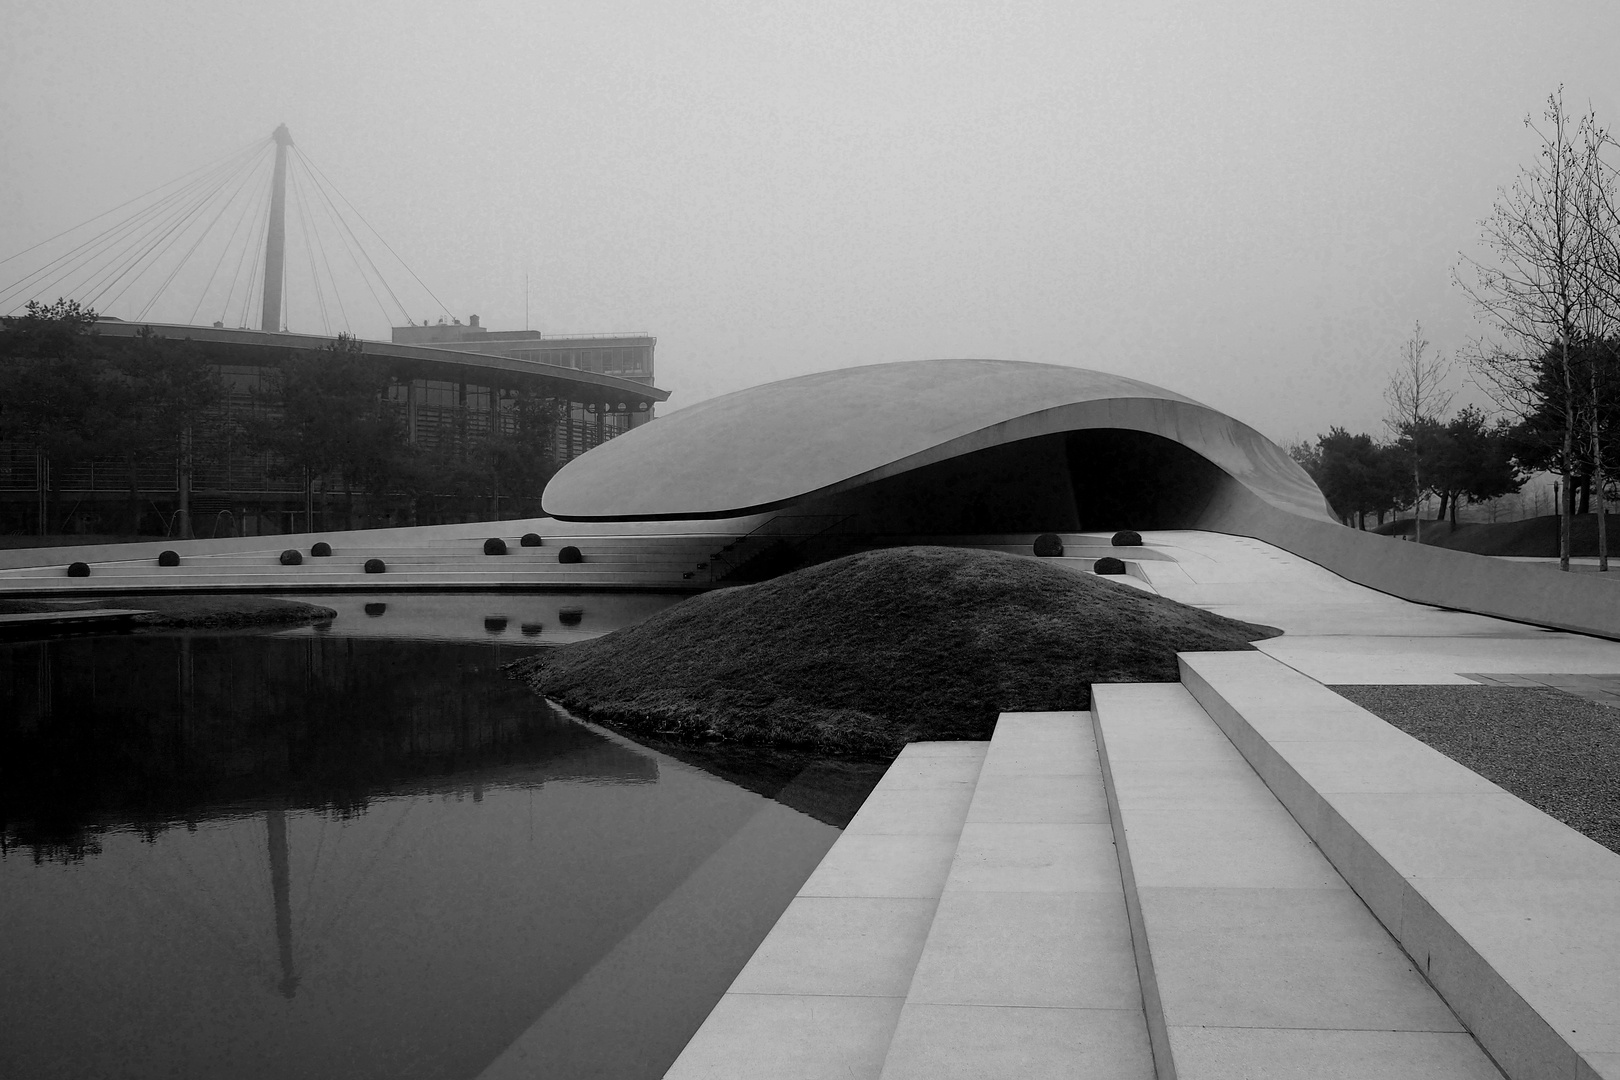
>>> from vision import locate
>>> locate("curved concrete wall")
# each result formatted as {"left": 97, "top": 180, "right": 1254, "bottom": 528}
{"left": 544, "top": 357, "right": 1620, "bottom": 639}
{"left": 543, "top": 359, "right": 1334, "bottom": 525}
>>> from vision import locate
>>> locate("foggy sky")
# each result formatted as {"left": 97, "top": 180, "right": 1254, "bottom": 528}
{"left": 3, "top": 0, "right": 1618, "bottom": 445}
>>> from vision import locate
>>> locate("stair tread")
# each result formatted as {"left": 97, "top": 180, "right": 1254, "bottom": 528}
{"left": 1093, "top": 682, "right": 1501, "bottom": 1080}
{"left": 877, "top": 712, "right": 1154, "bottom": 1080}
{"left": 663, "top": 742, "right": 985, "bottom": 1080}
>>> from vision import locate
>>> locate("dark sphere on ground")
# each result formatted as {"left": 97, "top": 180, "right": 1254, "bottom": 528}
{"left": 520, "top": 533, "right": 542, "bottom": 547}
{"left": 558, "top": 546, "right": 583, "bottom": 564}
{"left": 1112, "top": 530, "right": 1143, "bottom": 547}
{"left": 279, "top": 549, "right": 302, "bottom": 566}
{"left": 310, "top": 541, "right": 332, "bottom": 557}
{"left": 558, "top": 608, "right": 584, "bottom": 626}
{"left": 1095, "top": 556, "right": 1127, "bottom": 574}
{"left": 1033, "top": 533, "right": 1065, "bottom": 557}
{"left": 484, "top": 537, "right": 508, "bottom": 556}
{"left": 157, "top": 550, "right": 180, "bottom": 567}
{"left": 66, "top": 561, "right": 90, "bottom": 577}
{"left": 364, "top": 558, "right": 386, "bottom": 574}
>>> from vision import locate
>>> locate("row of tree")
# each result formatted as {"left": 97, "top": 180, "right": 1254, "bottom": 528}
{"left": 0, "top": 299, "right": 561, "bottom": 536}
{"left": 1457, "top": 89, "right": 1620, "bottom": 570}
{"left": 1292, "top": 401, "right": 1523, "bottom": 533}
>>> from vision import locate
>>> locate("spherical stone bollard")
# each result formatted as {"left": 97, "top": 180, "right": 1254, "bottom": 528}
{"left": 66, "top": 561, "right": 90, "bottom": 577}
{"left": 364, "top": 558, "right": 387, "bottom": 574}
{"left": 1094, "top": 556, "right": 1127, "bottom": 575}
{"left": 558, "top": 607, "right": 583, "bottom": 626}
{"left": 310, "top": 541, "right": 332, "bottom": 557}
{"left": 520, "top": 533, "right": 542, "bottom": 547}
{"left": 364, "top": 602, "right": 387, "bottom": 617}
{"left": 158, "top": 550, "right": 180, "bottom": 567}
{"left": 558, "top": 546, "right": 582, "bottom": 564}
{"left": 1111, "top": 530, "right": 1143, "bottom": 547}
{"left": 484, "top": 537, "right": 507, "bottom": 556}
{"left": 279, "top": 549, "right": 303, "bottom": 566}
{"left": 1033, "top": 533, "right": 1064, "bottom": 557}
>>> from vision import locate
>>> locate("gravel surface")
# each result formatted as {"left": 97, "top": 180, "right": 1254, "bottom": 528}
{"left": 1332, "top": 684, "right": 1620, "bottom": 855}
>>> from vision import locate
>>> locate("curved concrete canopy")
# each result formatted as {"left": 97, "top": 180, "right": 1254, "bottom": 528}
{"left": 543, "top": 358, "right": 1333, "bottom": 525}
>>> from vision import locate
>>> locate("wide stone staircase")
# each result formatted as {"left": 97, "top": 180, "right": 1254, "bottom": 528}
{"left": 663, "top": 650, "right": 1620, "bottom": 1079}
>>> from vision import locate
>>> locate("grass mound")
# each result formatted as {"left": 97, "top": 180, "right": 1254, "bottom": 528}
{"left": 510, "top": 546, "right": 1279, "bottom": 756}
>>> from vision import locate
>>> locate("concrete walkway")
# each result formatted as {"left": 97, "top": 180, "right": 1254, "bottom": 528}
{"left": 658, "top": 530, "right": 1620, "bottom": 1079}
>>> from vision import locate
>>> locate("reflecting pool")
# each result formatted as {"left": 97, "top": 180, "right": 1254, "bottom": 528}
{"left": 0, "top": 629, "right": 853, "bottom": 1080}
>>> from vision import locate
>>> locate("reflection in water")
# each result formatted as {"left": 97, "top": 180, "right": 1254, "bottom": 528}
{"left": 0, "top": 632, "right": 842, "bottom": 1080}
{"left": 279, "top": 591, "right": 684, "bottom": 644}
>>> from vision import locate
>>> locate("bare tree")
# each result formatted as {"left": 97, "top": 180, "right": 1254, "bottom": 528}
{"left": 1384, "top": 322, "right": 1453, "bottom": 545}
{"left": 1457, "top": 89, "right": 1603, "bottom": 571}
{"left": 1579, "top": 116, "right": 1620, "bottom": 570}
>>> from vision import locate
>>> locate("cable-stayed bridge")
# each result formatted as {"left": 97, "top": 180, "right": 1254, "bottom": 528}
{"left": 0, "top": 128, "right": 665, "bottom": 539}
{"left": 1, "top": 125, "right": 450, "bottom": 335}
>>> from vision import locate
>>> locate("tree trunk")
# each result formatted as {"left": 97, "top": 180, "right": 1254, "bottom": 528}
{"left": 303, "top": 467, "right": 314, "bottom": 534}
{"left": 126, "top": 455, "right": 142, "bottom": 535}
{"left": 178, "top": 428, "right": 194, "bottom": 540}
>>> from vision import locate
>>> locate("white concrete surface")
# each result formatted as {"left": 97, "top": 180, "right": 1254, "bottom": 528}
{"left": 879, "top": 712, "right": 1153, "bottom": 1080}
{"left": 1094, "top": 682, "right": 1500, "bottom": 1079}
{"left": 664, "top": 742, "right": 985, "bottom": 1080}
{"left": 1181, "top": 650, "right": 1620, "bottom": 1080}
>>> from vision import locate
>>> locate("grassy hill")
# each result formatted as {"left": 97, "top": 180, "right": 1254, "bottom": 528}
{"left": 509, "top": 546, "right": 1279, "bottom": 757}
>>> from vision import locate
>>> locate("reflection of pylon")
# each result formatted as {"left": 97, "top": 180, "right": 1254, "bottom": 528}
{"left": 266, "top": 808, "right": 299, "bottom": 998}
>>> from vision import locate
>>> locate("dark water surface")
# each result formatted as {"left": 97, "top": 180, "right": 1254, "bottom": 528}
{"left": 0, "top": 630, "right": 846, "bottom": 1080}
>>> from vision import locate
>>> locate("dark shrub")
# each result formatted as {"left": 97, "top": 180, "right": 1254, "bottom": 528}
{"left": 558, "top": 546, "right": 583, "bottom": 564}
{"left": 310, "top": 541, "right": 332, "bottom": 557}
{"left": 1033, "top": 533, "right": 1064, "bottom": 557}
{"left": 279, "top": 549, "right": 302, "bottom": 566}
{"left": 365, "top": 558, "right": 387, "bottom": 574}
{"left": 66, "top": 561, "right": 90, "bottom": 577}
{"left": 558, "top": 607, "right": 584, "bottom": 626}
{"left": 1111, "top": 530, "right": 1143, "bottom": 547}
{"left": 1094, "top": 556, "right": 1127, "bottom": 575}
{"left": 520, "top": 533, "right": 542, "bottom": 547}
{"left": 157, "top": 550, "right": 180, "bottom": 567}
{"left": 484, "top": 537, "right": 507, "bottom": 556}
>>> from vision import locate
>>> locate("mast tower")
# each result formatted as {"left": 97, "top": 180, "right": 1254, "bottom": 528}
{"left": 260, "top": 124, "right": 293, "bottom": 332}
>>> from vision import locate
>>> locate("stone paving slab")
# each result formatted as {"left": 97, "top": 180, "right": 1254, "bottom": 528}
{"left": 1181, "top": 650, "right": 1620, "bottom": 1080}
{"left": 879, "top": 712, "right": 1153, "bottom": 1080}
{"left": 664, "top": 742, "right": 986, "bottom": 1080}
{"left": 1093, "top": 682, "right": 1499, "bottom": 1080}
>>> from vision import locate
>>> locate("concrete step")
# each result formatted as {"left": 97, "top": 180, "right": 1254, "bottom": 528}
{"left": 664, "top": 742, "right": 986, "bottom": 1080}
{"left": 877, "top": 712, "right": 1153, "bottom": 1079}
{"left": 1092, "top": 681, "right": 1501, "bottom": 1079}
{"left": 1178, "top": 651, "right": 1620, "bottom": 1080}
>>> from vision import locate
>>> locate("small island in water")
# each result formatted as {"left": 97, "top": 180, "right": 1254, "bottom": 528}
{"left": 511, "top": 546, "right": 1279, "bottom": 757}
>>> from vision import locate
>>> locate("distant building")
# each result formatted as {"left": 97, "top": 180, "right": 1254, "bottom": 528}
{"left": 0, "top": 318, "right": 667, "bottom": 537}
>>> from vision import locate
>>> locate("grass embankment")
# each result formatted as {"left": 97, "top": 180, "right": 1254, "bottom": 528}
{"left": 1335, "top": 684, "right": 1620, "bottom": 855}
{"left": 1376, "top": 513, "right": 1620, "bottom": 557}
{"left": 510, "top": 546, "right": 1280, "bottom": 757}
{"left": 0, "top": 595, "right": 335, "bottom": 629}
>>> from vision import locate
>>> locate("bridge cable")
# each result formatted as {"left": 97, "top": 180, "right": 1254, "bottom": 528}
{"left": 296, "top": 148, "right": 452, "bottom": 320}
{"left": 190, "top": 150, "right": 275, "bottom": 326}
{"left": 293, "top": 151, "right": 393, "bottom": 328}
{"left": 292, "top": 156, "right": 351, "bottom": 333}
{"left": 287, "top": 163, "right": 331, "bottom": 335}
{"left": 0, "top": 137, "right": 264, "bottom": 270}
{"left": 292, "top": 148, "right": 415, "bottom": 325}
{"left": 139, "top": 144, "right": 276, "bottom": 321}
{"left": 0, "top": 146, "right": 261, "bottom": 312}
{"left": 91, "top": 150, "right": 262, "bottom": 313}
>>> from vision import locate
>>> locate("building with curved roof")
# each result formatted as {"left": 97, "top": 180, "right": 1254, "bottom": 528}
{"left": 544, "top": 357, "right": 1620, "bottom": 639}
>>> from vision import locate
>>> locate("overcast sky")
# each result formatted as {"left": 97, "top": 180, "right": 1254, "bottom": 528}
{"left": 3, "top": 0, "right": 1618, "bottom": 445}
